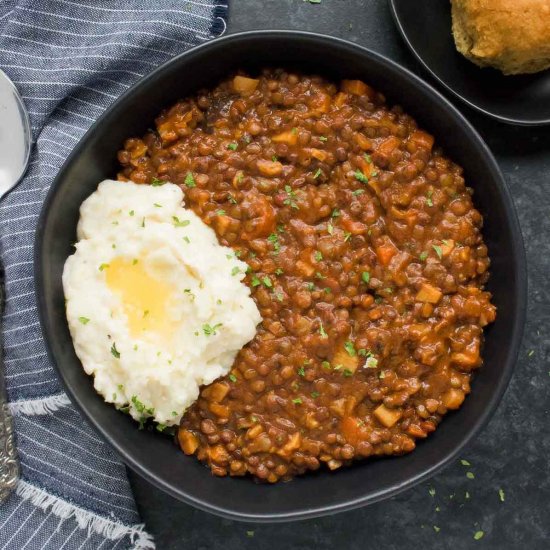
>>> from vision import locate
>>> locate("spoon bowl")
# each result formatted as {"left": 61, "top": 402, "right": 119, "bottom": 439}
{"left": 0, "top": 69, "right": 32, "bottom": 199}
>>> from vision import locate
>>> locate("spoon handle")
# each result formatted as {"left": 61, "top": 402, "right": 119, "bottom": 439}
{"left": 0, "top": 268, "right": 19, "bottom": 503}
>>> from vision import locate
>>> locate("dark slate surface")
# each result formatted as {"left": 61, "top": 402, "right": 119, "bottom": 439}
{"left": 129, "top": 2, "right": 550, "bottom": 548}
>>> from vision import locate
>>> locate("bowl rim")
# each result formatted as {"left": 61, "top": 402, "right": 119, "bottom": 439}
{"left": 35, "top": 29, "right": 527, "bottom": 522}
{"left": 388, "top": 0, "right": 550, "bottom": 127}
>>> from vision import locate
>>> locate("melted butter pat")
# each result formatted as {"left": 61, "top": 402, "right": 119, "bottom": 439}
{"left": 106, "top": 257, "right": 175, "bottom": 344}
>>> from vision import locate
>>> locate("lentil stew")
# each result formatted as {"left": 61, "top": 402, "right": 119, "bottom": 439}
{"left": 117, "top": 69, "right": 496, "bottom": 483}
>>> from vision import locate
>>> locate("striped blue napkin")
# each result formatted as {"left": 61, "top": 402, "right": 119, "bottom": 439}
{"left": 0, "top": 1, "right": 227, "bottom": 548}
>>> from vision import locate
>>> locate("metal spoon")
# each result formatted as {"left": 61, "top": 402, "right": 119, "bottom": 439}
{"left": 0, "top": 69, "right": 30, "bottom": 503}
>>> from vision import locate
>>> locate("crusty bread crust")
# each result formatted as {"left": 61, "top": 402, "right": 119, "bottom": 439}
{"left": 451, "top": 0, "right": 550, "bottom": 75}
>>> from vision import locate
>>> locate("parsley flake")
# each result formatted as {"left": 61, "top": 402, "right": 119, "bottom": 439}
{"left": 78, "top": 317, "right": 90, "bottom": 325}
{"left": 172, "top": 216, "right": 190, "bottom": 228}
{"left": 319, "top": 322, "right": 328, "bottom": 338}
{"left": 313, "top": 168, "right": 322, "bottom": 179}
{"left": 202, "top": 323, "right": 222, "bottom": 336}
{"left": 262, "top": 276, "right": 272, "bottom": 288}
{"left": 184, "top": 172, "right": 196, "bottom": 188}
{"left": 362, "top": 271, "right": 370, "bottom": 284}
{"left": 314, "top": 251, "right": 323, "bottom": 262}
{"left": 229, "top": 374, "right": 237, "bottom": 383}
{"left": 110, "top": 343, "right": 120, "bottom": 359}
{"left": 432, "top": 244, "right": 443, "bottom": 259}
{"left": 292, "top": 398, "right": 302, "bottom": 405}
{"left": 98, "top": 263, "right": 109, "bottom": 271}
{"left": 473, "top": 531, "right": 484, "bottom": 541}
{"left": 231, "top": 266, "right": 241, "bottom": 276}
{"left": 151, "top": 177, "right": 165, "bottom": 187}
{"left": 344, "top": 341, "right": 356, "bottom": 357}
{"left": 227, "top": 142, "right": 238, "bottom": 151}
{"left": 354, "top": 170, "right": 369, "bottom": 184}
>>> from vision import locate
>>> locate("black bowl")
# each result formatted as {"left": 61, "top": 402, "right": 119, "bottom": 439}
{"left": 35, "top": 31, "right": 527, "bottom": 522}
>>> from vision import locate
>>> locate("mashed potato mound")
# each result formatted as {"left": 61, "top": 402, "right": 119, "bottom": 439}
{"left": 63, "top": 180, "right": 261, "bottom": 427}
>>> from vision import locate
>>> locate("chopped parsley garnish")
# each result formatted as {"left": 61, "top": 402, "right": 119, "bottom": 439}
{"left": 183, "top": 236, "right": 190, "bottom": 243}
{"left": 172, "top": 216, "right": 190, "bottom": 228}
{"left": 327, "top": 222, "right": 334, "bottom": 235}
{"left": 364, "top": 353, "right": 378, "bottom": 369}
{"left": 131, "top": 395, "right": 146, "bottom": 414}
{"left": 362, "top": 271, "right": 370, "bottom": 284}
{"left": 216, "top": 209, "right": 226, "bottom": 216}
{"left": 151, "top": 177, "right": 165, "bottom": 186}
{"left": 292, "top": 398, "right": 302, "bottom": 405}
{"left": 78, "top": 317, "right": 90, "bottom": 325}
{"left": 275, "top": 292, "right": 284, "bottom": 302}
{"left": 460, "top": 459, "right": 471, "bottom": 466}
{"left": 154, "top": 203, "right": 162, "bottom": 208}
{"left": 311, "top": 391, "right": 320, "bottom": 398}
{"left": 364, "top": 154, "right": 372, "bottom": 163}
{"left": 202, "top": 323, "right": 222, "bottom": 336}
{"left": 291, "top": 127, "right": 298, "bottom": 134}
{"left": 231, "top": 266, "right": 241, "bottom": 276}
{"left": 227, "top": 193, "right": 237, "bottom": 204}
{"left": 262, "top": 276, "right": 272, "bottom": 288}
{"left": 426, "top": 190, "right": 434, "bottom": 207}
{"left": 227, "top": 142, "right": 238, "bottom": 151}
{"left": 229, "top": 374, "right": 237, "bottom": 383}
{"left": 352, "top": 189, "right": 365, "bottom": 196}
{"left": 379, "top": 371, "right": 386, "bottom": 379}
{"left": 297, "top": 366, "right": 305, "bottom": 377}
{"left": 283, "top": 185, "right": 299, "bottom": 209}
{"left": 267, "top": 233, "right": 280, "bottom": 253}
{"left": 466, "top": 471, "right": 475, "bottom": 479}
{"left": 473, "top": 531, "right": 484, "bottom": 541}
{"left": 315, "top": 271, "right": 325, "bottom": 279}
{"left": 429, "top": 487, "right": 436, "bottom": 497}
{"left": 499, "top": 488, "right": 505, "bottom": 502}
{"left": 98, "top": 263, "right": 109, "bottom": 271}
{"left": 419, "top": 251, "right": 428, "bottom": 261}
{"left": 275, "top": 267, "right": 283, "bottom": 275}
{"left": 184, "top": 172, "right": 196, "bottom": 188}
{"left": 313, "top": 168, "right": 322, "bottom": 179}
{"left": 319, "top": 136, "right": 328, "bottom": 142}
{"left": 343, "top": 231, "right": 352, "bottom": 242}
{"left": 143, "top": 310, "right": 149, "bottom": 318}
{"left": 433, "top": 526, "right": 440, "bottom": 533}
{"left": 344, "top": 341, "right": 356, "bottom": 357}
{"left": 141, "top": 217, "right": 145, "bottom": 228}
{"left": 132, "top": 259, "right": 138, "bottom": 265}
{"left": 306, "top": 282, "right": 315, "bottom": 291}
{"left": 354, "top": 170, "right": 369, "bottom": 184}
{"left": 246, "top": 530, "right": 255, "bottom": 538}
{"left": 314, "top": 251, "right": 323, "bottom": 262}
{"left": 171, "top": 411, "right": 178, "bottom": 416}
{"left": 432, "top": 244, "right": 443, "bottom": 259}
{"left": 331, "top": 208, "right": 340, "bottom": 218}
{"left": 321, "top": 361, "right": 331, "bottom": 370}
{"left": 343, "top": 369, "right": 353, "bottom": 377}
{"left": 251, "top": 276, "right": 261, "bottom": 287}
{"left": 319, "top": 322, "right": 328, "bottom": 338}
{"left": 110, "top": 343, "right": 120, "bottom": 358}
{"left": 129, "top": 210, "right": 135, "bottom": 216}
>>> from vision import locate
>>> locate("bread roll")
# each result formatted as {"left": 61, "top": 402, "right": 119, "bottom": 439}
{"left": 451, "top": 0, "right": 550, "bottom": 75}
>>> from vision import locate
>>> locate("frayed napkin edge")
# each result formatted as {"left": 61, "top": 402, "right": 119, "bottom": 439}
{"left": 16, "top": 479, "right": 155, "bottom": 550}
{"left": 9, "top": 393, "right": 71, "bottom": 416}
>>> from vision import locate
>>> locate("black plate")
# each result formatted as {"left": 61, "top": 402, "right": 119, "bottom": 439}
{"left": 35, "top": 31, "right": 527, "bottom": 522}
{"left": 389, "top": 0, "right": 550, "bottom": 126}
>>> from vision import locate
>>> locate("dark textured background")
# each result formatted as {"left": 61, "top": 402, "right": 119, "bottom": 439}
{"left": 129, "top": 1, "right": 550, "bottom": 548}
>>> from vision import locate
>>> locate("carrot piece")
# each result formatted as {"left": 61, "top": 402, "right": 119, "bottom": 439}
{"left": 333, "top": 92, "right": 348, "bottom": 107}
{"left": 309, "top": 148, "right": 328, "bottom": 162}
{"left": 377, "top": 136, "right": 401, "bottom": 159}
{"left": 178, "top": 430, "right": 199, "bottom": 455}
{"left": 410, "top": 130, "right": 434, "bottom": 152}
{"left": 341, "top": 79, "right": 375, "bottom": 98}
{"left": 232, "top": 75, "right": 259, "bottom": 94}
{"left": 416, "top": 283, "right": 443, "bottom": 304}
{"left": 257, "top": 159, "right": 283, "bottom": 177}
{"left": 376, "top": 243, "right": 397, "bottom": 266}
{"left": 272, "top": 130, "right": 298, "bottom": 145}
{"left": 341, "top": 416, "right": 368, "bottom": 446}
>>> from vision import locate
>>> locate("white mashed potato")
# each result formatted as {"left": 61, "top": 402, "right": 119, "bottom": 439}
{"left": 63, "top": 180, "right": 261, "bottom": 427}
